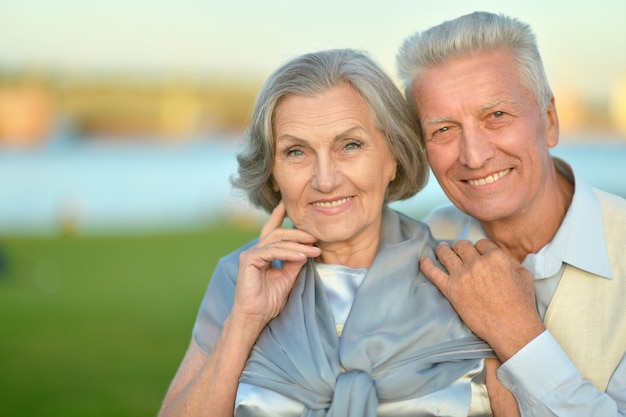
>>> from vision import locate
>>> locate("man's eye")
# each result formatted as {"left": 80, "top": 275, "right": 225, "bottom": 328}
{"left": 493, "top": 111, "right": 504, "bottom": 118}
{"left": 438, "top": 127, "right": 449, "bottom": 133}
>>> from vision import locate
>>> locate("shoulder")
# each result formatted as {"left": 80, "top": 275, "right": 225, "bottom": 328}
{"left": 593, "top": 187, "right": 626, "bottom": 211}
{"left": 213, "top": 238, "right": 259, "bottom": 283}
{"left": 192, "top": 238, "right": 259, "bottom": 354}
{"left": 422, "top": 204, "right": 475, "bottom": 241}
{"left": 384, "top": 207, "right": 438, "bottom": 248}
{"left": 592, "top": 188, "right": 626, "bottom": 245}
{"left": 393, "top": 208, "right": 432, "bottom": 233}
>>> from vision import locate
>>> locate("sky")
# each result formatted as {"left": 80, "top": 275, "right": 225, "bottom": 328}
{"left": 2, "top": 0, "right": 626, "bottom": 99}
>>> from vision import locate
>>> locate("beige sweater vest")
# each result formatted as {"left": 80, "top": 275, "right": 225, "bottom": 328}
{"left": 543, "top": 189, "right": 626, "bottom": 391}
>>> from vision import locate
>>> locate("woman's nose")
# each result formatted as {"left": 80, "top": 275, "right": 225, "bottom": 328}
{"left": 311, "top": 156, "right": 340, "bottom": 192}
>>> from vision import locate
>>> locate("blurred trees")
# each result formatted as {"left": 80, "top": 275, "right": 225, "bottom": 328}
{"left": 2, "top": 69, "right": 626, "bottom": 147}
{"left": 0, "top": 70, "right": 261, "bottom": 145}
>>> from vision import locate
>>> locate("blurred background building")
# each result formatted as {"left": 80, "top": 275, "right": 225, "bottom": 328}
{"left": 1, "top": 72, "right": 626, "bottom": 147}
{"left": 1, "top": 0, "right": 625, "bottom": 234}
{"left": 0, "top": 71, "right": 259, "bottom": 146}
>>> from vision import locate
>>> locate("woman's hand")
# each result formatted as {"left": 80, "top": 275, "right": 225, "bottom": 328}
{"left": 486, "top": 358, "right": 520, "bottom": 417}
{"left": 158, "top": 202, "right": 319, "bottom": 417}
{"left": 232, "top": 201, "right": 321, "bottom": 328}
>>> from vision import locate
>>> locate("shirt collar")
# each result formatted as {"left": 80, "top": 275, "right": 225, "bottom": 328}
{"left": 522, "top": 160, "right": 612, "bottom": 280}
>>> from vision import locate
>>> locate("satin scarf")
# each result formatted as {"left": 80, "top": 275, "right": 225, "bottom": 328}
{"left": 237, "top": 208, "right": 493, "bottom": 416}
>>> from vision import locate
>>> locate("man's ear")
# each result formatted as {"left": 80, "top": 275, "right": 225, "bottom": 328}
{"left": 546, "top": 96, "right": 560, "bottom": 148}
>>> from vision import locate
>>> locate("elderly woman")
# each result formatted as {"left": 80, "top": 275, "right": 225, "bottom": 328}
{"left": 158, "top": 49, "right": 510, "bottom": 416}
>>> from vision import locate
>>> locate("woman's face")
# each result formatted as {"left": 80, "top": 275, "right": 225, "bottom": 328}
{"left": 271, "top": 83, "right": 397, "bottom": 253}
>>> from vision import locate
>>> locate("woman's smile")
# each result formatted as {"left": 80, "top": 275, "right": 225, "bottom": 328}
{"left": 271, "top": 83, "right": 397, "bottom": 247}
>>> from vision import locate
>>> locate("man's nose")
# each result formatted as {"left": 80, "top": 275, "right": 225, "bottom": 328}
{"left": 458, "top": 125, "right": 495, "bottom": 168}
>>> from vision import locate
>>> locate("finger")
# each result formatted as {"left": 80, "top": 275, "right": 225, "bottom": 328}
{"left": 419, "top": 256, "right": 450, "bottom": 294}
{"left": 260, "top": 227, "right": 318, "bottom": 246}
{"left": 450, "top": 240, "right": 478, "bottom": 261}
{"left": 255, "top": 248, "right": 310, "bottom": 265}
{"left": 245, "top": 240, "right": 321, "bottom": 266}
{"left": 260, "top": 201, "right": 287, "bottom": 238}
{"left": 270, "top": 240, "right": 320, "bottom": 258}
{"left": 242, "top": 247, "right": 306, "bottom": 271}
{"left": 474, "top": 239, "right": 500, "bottom": 255}
{"left": 255, "top": 228, "right": 317, "bottom": 252}
{"left": 435, "top": 242, "right": 463, "bottom": 269}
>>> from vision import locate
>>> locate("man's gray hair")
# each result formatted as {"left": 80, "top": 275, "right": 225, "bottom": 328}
{"left": 397, "top": 11, "right": 553, "bottom": 114}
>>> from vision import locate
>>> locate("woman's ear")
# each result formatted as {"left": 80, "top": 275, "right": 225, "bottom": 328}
{"left": 386, "top": 158, "right": 398, "bottom": 185}
{"left": 271, "top": 176, "right": 280, "bottom": 192}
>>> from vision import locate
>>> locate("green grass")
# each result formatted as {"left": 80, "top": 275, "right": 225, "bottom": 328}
{"left": 0, "top": 224, "right": 259, "bottom": 417}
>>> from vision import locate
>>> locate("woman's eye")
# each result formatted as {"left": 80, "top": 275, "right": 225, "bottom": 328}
{"left": 344, "top": 141, "right": 363, "bottom": 151}
{"left": 286, "top": 147, "right": 303, "bottom": 157}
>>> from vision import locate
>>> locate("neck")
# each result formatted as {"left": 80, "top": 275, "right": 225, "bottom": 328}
{"left": 316, "top": 244, "right": 378, "bottom": 269}
{"left": 315, "top": 235, "right": 380, "bottom": 269}
{"left": 481, "top": 171, "right": 574, "bottom": 262}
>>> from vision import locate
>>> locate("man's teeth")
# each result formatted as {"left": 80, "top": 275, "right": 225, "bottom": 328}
{"left": 468, "top": 169, "right": 510, "bottom": 186}
{"left": 313, "top": 197, "right": 351, "bottom": 207}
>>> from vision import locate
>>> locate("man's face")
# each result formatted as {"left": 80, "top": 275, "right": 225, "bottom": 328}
{"left": 410, "top": 49, "right": 559, "bottom": 224}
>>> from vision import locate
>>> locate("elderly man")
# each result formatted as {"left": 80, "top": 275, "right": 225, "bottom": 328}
{"left": 397, "top": 11, "right": 626, "bottom": 416}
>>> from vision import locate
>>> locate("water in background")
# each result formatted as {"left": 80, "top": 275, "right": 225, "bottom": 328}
{"left": 2, "top": 136, "right": 625, "bottom": 235}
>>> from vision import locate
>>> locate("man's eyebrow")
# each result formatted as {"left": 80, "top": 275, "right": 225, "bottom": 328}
{"left": 480, "top": 98, "right": 513, "bottom": 111}
{"left": 422, "top": 99, "right": 516, "bottom": 125}
{"left": 422, "top": 116, "right": 452, "bottom": 126}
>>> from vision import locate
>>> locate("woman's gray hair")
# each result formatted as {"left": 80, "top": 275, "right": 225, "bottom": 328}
{"left": 396, "top": 11, "right": 553, "bottom": 114}
{"left": 231, "top": 48, "right": 428, "bottom": 213}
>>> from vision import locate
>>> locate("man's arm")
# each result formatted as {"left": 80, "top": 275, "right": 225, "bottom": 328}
{"left": 498, "top": 332, "right": 626, "bottom": 416}
{"left": 420, "top": 239, "right": 626, "bottom": 416}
